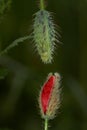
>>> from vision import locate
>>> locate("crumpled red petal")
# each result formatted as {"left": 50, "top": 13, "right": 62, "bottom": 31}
{"left": 41, "top": 75, "right": 55, "bottom": 114}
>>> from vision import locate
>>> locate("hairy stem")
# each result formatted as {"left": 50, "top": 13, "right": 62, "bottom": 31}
{"left": 0, "top": 35, "right": 31, "bottom": 56}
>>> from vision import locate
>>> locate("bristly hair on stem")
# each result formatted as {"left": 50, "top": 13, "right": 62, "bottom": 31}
{"left": 32, "top": 9, "right": 60, "bottom": 63}
{"left": 0, "top": 35, "right": 31, "bottom": 56}
{"left": 39, "top": 72, "right": 61, "bottom": 119}
{"left": 32, "top": 0, "right": 60, "bottom": 63}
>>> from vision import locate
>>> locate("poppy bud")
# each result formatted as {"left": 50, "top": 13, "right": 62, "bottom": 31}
{"left": 39, "top": 73, "right": 61, "bottom": 119}
{"left": 32, "top": 9, "right": 60, "bottom": 63}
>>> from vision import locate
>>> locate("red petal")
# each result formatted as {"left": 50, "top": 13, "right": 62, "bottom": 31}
{"left": 41, "top": 75, "right": 55, "bottom": 114}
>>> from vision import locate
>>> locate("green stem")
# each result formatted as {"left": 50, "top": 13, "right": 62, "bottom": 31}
{"left": 0, "top": 35, "right": 31, "bottom": 56}
{"left": 44, "top": 118, "right": 48, "bottom": 130}
{"left": 40, "top": 0, "right": 45, "bottom": 10}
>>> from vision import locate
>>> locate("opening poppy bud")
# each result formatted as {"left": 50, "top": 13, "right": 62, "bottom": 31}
{"left": 39, "top": 73, "right": 61, "bottom": 119}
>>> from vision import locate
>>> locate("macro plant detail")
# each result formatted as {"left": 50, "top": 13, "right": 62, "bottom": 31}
{"left": 0, "top": 36, "right": 31, "bottom": 56}
{"left": 32, "top": 0, "right": 60, "bottom": 63}
{"left": 0, "top": 1, "right": 62, "bottom": 130}
{"left": 0, "top": 0, "right": 84, "bottom": 130}
{"left": 0, "top": 0, "right": 60, "bottom": 64}
{"left": 39, "top": 73, "right": 61, "bottom": 130}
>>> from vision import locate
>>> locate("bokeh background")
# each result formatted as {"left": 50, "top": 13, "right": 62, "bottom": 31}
{"left": 0, "top": 0, "right": 87, "bottom": 130}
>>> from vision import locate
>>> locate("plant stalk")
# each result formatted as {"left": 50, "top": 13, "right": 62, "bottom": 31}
{"left": 40, "top": 0, "right": 45, "bottom": 9}
{"left": 44, "top": 118, "right": 48, "bottom": 130}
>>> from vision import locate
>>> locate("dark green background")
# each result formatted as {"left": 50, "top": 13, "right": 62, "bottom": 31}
{"left": 0, "top": 0, "right": 87, "bottom": 130}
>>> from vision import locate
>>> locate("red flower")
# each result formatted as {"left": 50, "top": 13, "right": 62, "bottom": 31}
{"left": 39, "top": 73, "right": 61, "bottom": 119}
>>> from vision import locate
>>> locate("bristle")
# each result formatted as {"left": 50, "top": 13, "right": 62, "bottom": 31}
{"left": 32, "top": 10, "right": 59, "bottom": 63}
{"left": 39, "top": 73, "right": 61, "bottom": 119}
{"left": 46, "top": 73, "right": 61, "bottom": 119}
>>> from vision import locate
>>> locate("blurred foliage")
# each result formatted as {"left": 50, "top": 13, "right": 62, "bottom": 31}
{"left": 0, "top": 128, "right": 9, "bottom": 130}
{"left": 0, "top": 0, "right": 12, "bottom": 14}
{"left": 0, "top": 67, "right": 8, "bottom": 79}
{"left": 0, "top": 0, "right": 87, "bottom": 130}
{"left": 0, "top": 0, "right": 12, "bottom": 21}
